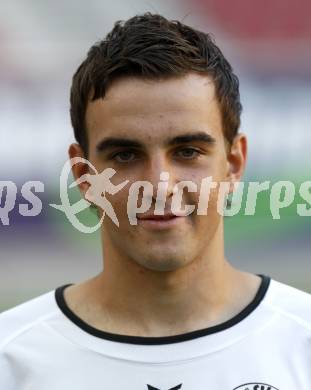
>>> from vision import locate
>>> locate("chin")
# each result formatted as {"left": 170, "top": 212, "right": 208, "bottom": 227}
{"left": 139, "top": 261, "right": 183, "bottom": 272}
{"left": 133, "top": 252, "right": 190, "bottom": 272}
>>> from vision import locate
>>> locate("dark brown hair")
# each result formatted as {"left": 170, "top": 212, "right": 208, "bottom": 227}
{"left": 70, "top": 13, "right": 242, "bottom": 156}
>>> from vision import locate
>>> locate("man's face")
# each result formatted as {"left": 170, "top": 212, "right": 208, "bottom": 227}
{"left": 78, "top": 73, "right": 242, "bottom": 271}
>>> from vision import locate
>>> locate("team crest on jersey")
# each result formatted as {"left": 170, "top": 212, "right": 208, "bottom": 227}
{"left": 233, "top": 383, "right": 279, "bottom": 390}
{"left": 147, "top": 384, "right": 182, "bottom": 390}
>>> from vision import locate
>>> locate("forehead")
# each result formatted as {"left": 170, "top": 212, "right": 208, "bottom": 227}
{"left": 85, "top": 72, "right": 223, "bottom": 146}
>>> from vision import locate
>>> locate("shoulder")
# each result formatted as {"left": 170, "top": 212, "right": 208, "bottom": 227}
{"left": 0, "top": 288, "right": 59, "bottom": 349}
{"left": 265, "top": 278, "right": 311, "bottom": 332}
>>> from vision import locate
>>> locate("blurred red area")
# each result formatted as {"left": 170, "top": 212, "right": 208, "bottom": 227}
{"left": 190, "top": 0, "right": 311, "bottom": 76}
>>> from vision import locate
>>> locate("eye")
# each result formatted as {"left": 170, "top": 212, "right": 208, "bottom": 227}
{"left": 111, "top": 150, "right": 137, "bottom": 163}
{"left": 175, "top": 147, "right": 200, "bottom": 159}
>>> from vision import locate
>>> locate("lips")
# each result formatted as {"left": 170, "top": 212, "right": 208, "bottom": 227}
{"left": 136, "top": 211, "right": 187, "bottom": 230}
{"left": 137, "top": 213, "right": 177, "bottom": 221}
{"left": 137, "top": 208, "right": 190, "bottom": 220}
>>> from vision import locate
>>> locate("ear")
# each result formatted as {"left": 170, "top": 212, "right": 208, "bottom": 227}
{"left": 68, "top": 143, "right": 91, "bottom": 198}
{"left": 225, "top": 133, "right": 247, "bottom": 194}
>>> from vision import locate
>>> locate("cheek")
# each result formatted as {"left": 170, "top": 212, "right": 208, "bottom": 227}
{"left": 104, "top": 179, "right": 145, "bottom": 222}
{"left": 105, "top": 187, "right": 128, "bottom": 213}
{"left": 188, "top": 178, "right": 224, "bottom": 218}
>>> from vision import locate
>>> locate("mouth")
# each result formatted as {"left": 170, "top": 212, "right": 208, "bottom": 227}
{"left": 137, "top": 214, "right": 186, "bottom": 229}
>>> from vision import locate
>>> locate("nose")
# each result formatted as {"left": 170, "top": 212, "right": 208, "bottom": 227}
{"left": 143, "top": 152, "right": 176, "bottom": 205}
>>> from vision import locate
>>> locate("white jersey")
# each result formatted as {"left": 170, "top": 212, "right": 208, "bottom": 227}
{"left": 0, "top": 274, "right": 310, "bottom": 390}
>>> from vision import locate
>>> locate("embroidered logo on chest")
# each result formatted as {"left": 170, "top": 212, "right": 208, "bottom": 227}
{"left": 233, "top": 383, "right": 279, "bottom": 390}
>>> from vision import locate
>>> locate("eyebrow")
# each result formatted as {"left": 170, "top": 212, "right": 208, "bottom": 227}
{"left": 96, "top": 131, "right": 216, "bottom": 153}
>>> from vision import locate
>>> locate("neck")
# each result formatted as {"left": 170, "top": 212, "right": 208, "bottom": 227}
{"left": 72, "top": 220, "right": 257, "bottom": 337}
{"left": 64, "top": 220, "right": 261, "bottom": 337}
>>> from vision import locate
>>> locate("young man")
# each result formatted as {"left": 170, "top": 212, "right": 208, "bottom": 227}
{"left": 0, "top": 13, "right": 310, "bottom": 390}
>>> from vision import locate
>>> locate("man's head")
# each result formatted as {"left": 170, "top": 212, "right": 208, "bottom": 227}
{"left": 70, "top": 13, "right": 242, "bottom": 158}
{"left": 69, "top": 13, "right": 247, "bottom": 272}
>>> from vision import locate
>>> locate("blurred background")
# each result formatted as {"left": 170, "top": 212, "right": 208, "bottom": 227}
{"left": 1, "top": 0, "right": 310, "bottom": 311}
